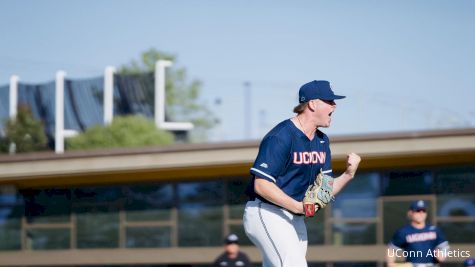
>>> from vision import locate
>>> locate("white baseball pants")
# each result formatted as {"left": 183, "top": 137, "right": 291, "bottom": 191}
{"left": 243, "top": 199, "right": 308, "bottom": 267}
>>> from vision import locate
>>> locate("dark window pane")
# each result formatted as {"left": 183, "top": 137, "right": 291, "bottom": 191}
{"left": 73, "top": 186, "right": 122, "bottom": 248}
{"left": 178, "top": 206, "right": 222, "bottom": 247}
{"left": 439, "top": 222, "right": 475, "bottom": 243}
{"left": 229, "top": 224, "right": 253, "bottom": 246}
{"left": 124, "top": 184, "right": 173, "bottom": 221}
{"left": 332, "top": 172, "right": 380, "bottom": 218}
{"left": 126, "top": 226, "right": 171, "bottom": 248}
{"left": 127, "top": 209, "right": 172, "bottom": 222}
{"left": 227, "top": 177, "right": 250, "bottom": 220}
{"left": 22, "top": 189, "right": 71, "bottom": 223}
{"left": 73, "top": 186, "right": 123, "bottom": 205}
{"left": 76, "top": 209, "right": 119, "bottom": 248}
{"left": 383, "top": 170, "right": 432, "bottom": 195}
{"left": 229, "top": 204, "right": 245, "bottom": 221}
{"left": 27, "top": 228, "right": 70, "bottom": 250}
{"left": 177, "top": 181, "right": 224, "bottom": 247}
{"left": 306, "top": 213, "right": 325, "bottom": 245}
{"left": 178, "top": 181, "right": 224, "bottom": 207}
{"left": 333, "top": 223, "right": 376, "bottom": 245}
{"left": 0, "top": 207, "right": 21, "bottom": 250}
{"left": 437, "top": 194, "right": 475, "bottom": 217}
{"left": 434, "top": 167, "right": 475, "bottom": 194}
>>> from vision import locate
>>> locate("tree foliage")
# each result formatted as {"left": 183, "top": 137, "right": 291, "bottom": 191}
{"left": 0, "top": 105, "right": 48, "bottom": 153}
{"left": 118, "top": 48, "right": 217, "bottom": 141}
{"left": 66, "top": 116, "right": 174, "bottom": 150}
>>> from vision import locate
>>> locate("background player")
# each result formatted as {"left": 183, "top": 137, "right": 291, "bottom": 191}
{"left": 387, "top": 200, "right": 450, "bottom": 267}
{"left": 465, "top": 258, "right": 475, "bottom": 267}
{"left": 243, "top": 80, "right": 361, "bottom": 266}
{"left": 213, "top": 233, "right": 251, "bottom": 267}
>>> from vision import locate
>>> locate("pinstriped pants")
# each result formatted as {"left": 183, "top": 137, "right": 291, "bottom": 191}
{"left": 243, "top": 199, "right": 308, "bottom": 267}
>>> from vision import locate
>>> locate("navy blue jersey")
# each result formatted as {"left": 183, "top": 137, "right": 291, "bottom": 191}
{"left": 389, "top": 224, "right": 449, "bottom": 264}
{"left": 246, "top": 119, "right": 333, "bottom": 204}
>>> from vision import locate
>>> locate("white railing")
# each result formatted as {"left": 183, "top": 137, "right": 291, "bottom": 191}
{"left": 5, "top": 60, "right": 193, "bottom": 154}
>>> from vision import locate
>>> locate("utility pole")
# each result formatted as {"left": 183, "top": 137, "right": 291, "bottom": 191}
{"left": 244, "top": 81, "right": 251, "bottom": 139}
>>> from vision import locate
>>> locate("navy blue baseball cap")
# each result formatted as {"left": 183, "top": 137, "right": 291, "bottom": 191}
{"left": 409, "top": 200, "right": 427, "bottom": 211}
{"left": 298, "top": 80, "right": 345, "bottom": 103}
{"left": 224, "top": 233, "right": 239, "bottom": 244}
{"left": 464, "top": 258, "right": 475, "bottom": 267}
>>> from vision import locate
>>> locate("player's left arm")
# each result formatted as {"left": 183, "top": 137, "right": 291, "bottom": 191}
{"left": 332, "top": 153, "right": 361, "bottom": 196}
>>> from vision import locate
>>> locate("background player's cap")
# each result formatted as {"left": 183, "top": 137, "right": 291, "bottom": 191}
{"left": 409, "top": 200, "right": 427, "bottom": 211}
{"left": 224, "top": 233, "right": 239, "bottom": 244}
{"left": 464, "top": 258, "right": 475, "bottom": 267}
{"left": 298, "top": 80, "right": 346, "bottom": 103}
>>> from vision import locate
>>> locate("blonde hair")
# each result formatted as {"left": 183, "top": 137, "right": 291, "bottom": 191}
{"left": 293, "top": 102, "right": 309, "bottom": 114}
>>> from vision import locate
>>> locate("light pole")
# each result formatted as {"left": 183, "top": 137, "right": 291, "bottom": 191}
{"left": 244, "top": 81, "right": 251, "bottom": 139}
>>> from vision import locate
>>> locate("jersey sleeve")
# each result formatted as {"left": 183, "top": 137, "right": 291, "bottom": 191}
{"left": 388, "top": 229, "right": 406, "bottom": 250}
{"left": 250, "top": 135, "right": 290, "bottom": 183}
{"left": 435, "top": 227, "right": 450, "bottom": 251}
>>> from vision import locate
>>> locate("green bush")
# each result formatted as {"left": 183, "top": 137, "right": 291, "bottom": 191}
{"left": 0, "top": 105, "right": 48, "bottom": 154}
{"left": 66, "top": 116, "right": 174, "bottom": 150}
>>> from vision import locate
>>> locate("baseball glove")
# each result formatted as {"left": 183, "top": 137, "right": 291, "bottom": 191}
{"left": 303, "top": 169, "right": 334, "bottom": 217}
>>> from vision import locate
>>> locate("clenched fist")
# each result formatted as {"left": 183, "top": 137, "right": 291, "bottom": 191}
{"left": 344, "top": 153, "right": 361, "bottom": 178}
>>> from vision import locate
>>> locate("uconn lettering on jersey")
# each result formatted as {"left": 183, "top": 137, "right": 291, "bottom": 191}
{"left": 293, "top": 151, "right": 326, "bottom": 164}
{"left": 406, "top": 232, "right": 437, "bottom": 243}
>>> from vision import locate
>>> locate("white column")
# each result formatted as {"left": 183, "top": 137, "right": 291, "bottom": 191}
{"left": 9, "top": 75, "right": 19, "bottom": 119}
{"left": 104, "top": 66, "right": 115, "bottom": 125}
{"left": 55, "top": 71, "right": 66, "bottom": 154}
{"left": 154, "top": 60, "right": 193, "bottom": 131}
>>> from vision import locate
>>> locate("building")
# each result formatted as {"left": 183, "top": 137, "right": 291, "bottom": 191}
{"left": 1, "top": 128, "right": 475, "bottom": 267}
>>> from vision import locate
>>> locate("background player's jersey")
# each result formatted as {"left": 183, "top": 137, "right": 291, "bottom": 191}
{"left": 246, "top": 119, "right": 333, "bottom": 204}
{"left": 389, "top": 224, "right": 449, "bottom": 264}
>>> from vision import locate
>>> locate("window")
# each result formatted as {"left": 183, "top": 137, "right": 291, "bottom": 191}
{"left": 306, "top": 214, "right": 325, "bottom": 245}
{"left": 434, "top": 166, "right": 475, "bottom": 194}
{"left": 126, "top": 227, "right": 171, "bottom": 248}
{"left": 177, "top": 181, "right": 224, "bottom": 246}
{"left": 332, "top": 223, "right": 376, "bottom": 245}
{"left": 329, "top": 172, "right": 379, "bottom": 245}
{"left": 226, "top": 177, "right": 250, "bottom": 220}
{"left": 124, "top": 183, "right": 175, "bottom": 248}
{"left": 382, "top": 170, "right": 433, "bottom": 195}
{"left": 74, "top": 187, "right": 121, "bottom": 248}
{"left": 0, "top": 187, "right": 22, "bottom": 250}
{"left": 22, "top": 188, "right": 72, "bottom": 250}
{"left": 332, "top": 172, "right": 380, "bottom": 218}
{"left": 27, "top": 228, "right": 70, "bottom": 250}
{"left": 124, "top": 184, "right": 173, "bottom": 222}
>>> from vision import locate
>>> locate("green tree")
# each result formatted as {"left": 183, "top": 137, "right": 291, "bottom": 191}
{"left": 66, "top": 115, "right": 174, "bottom": 150}
{"left": 0, "top": 105, "right": 48, "bottom": 153}
{"left": 118, "top": 48, "right": 217, "bottom": 141}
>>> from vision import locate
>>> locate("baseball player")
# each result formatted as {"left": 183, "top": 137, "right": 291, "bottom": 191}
{"left": 464, "top": 258, "right": 475, "bottom": 267}
{"left": 387, "top": 200, "right": 450, "bottom": 267}
{"left": 243, "top": 80, "right": 361, "bottom": 267}
{"left": 213, "top": 233, "right": 252, "bottom": 267}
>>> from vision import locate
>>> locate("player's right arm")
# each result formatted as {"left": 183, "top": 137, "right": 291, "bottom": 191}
{"left": 251, "top": 134, "right": 303, "bottom": 213}
{"left": 254, "top": 177, "right": 304, "bottom": 215}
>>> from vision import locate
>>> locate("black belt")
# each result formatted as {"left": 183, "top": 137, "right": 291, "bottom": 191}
{"left": 249, "top": 196, "right": 304, "bottom": 217}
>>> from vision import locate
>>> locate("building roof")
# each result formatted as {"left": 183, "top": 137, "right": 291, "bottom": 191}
{"left": 1, "top": 128, "right": 475, "bottom": 188}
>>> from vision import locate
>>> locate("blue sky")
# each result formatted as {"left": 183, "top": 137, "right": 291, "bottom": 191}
{"left": 1, "top": 0, "right": 474, "bottom": 141}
